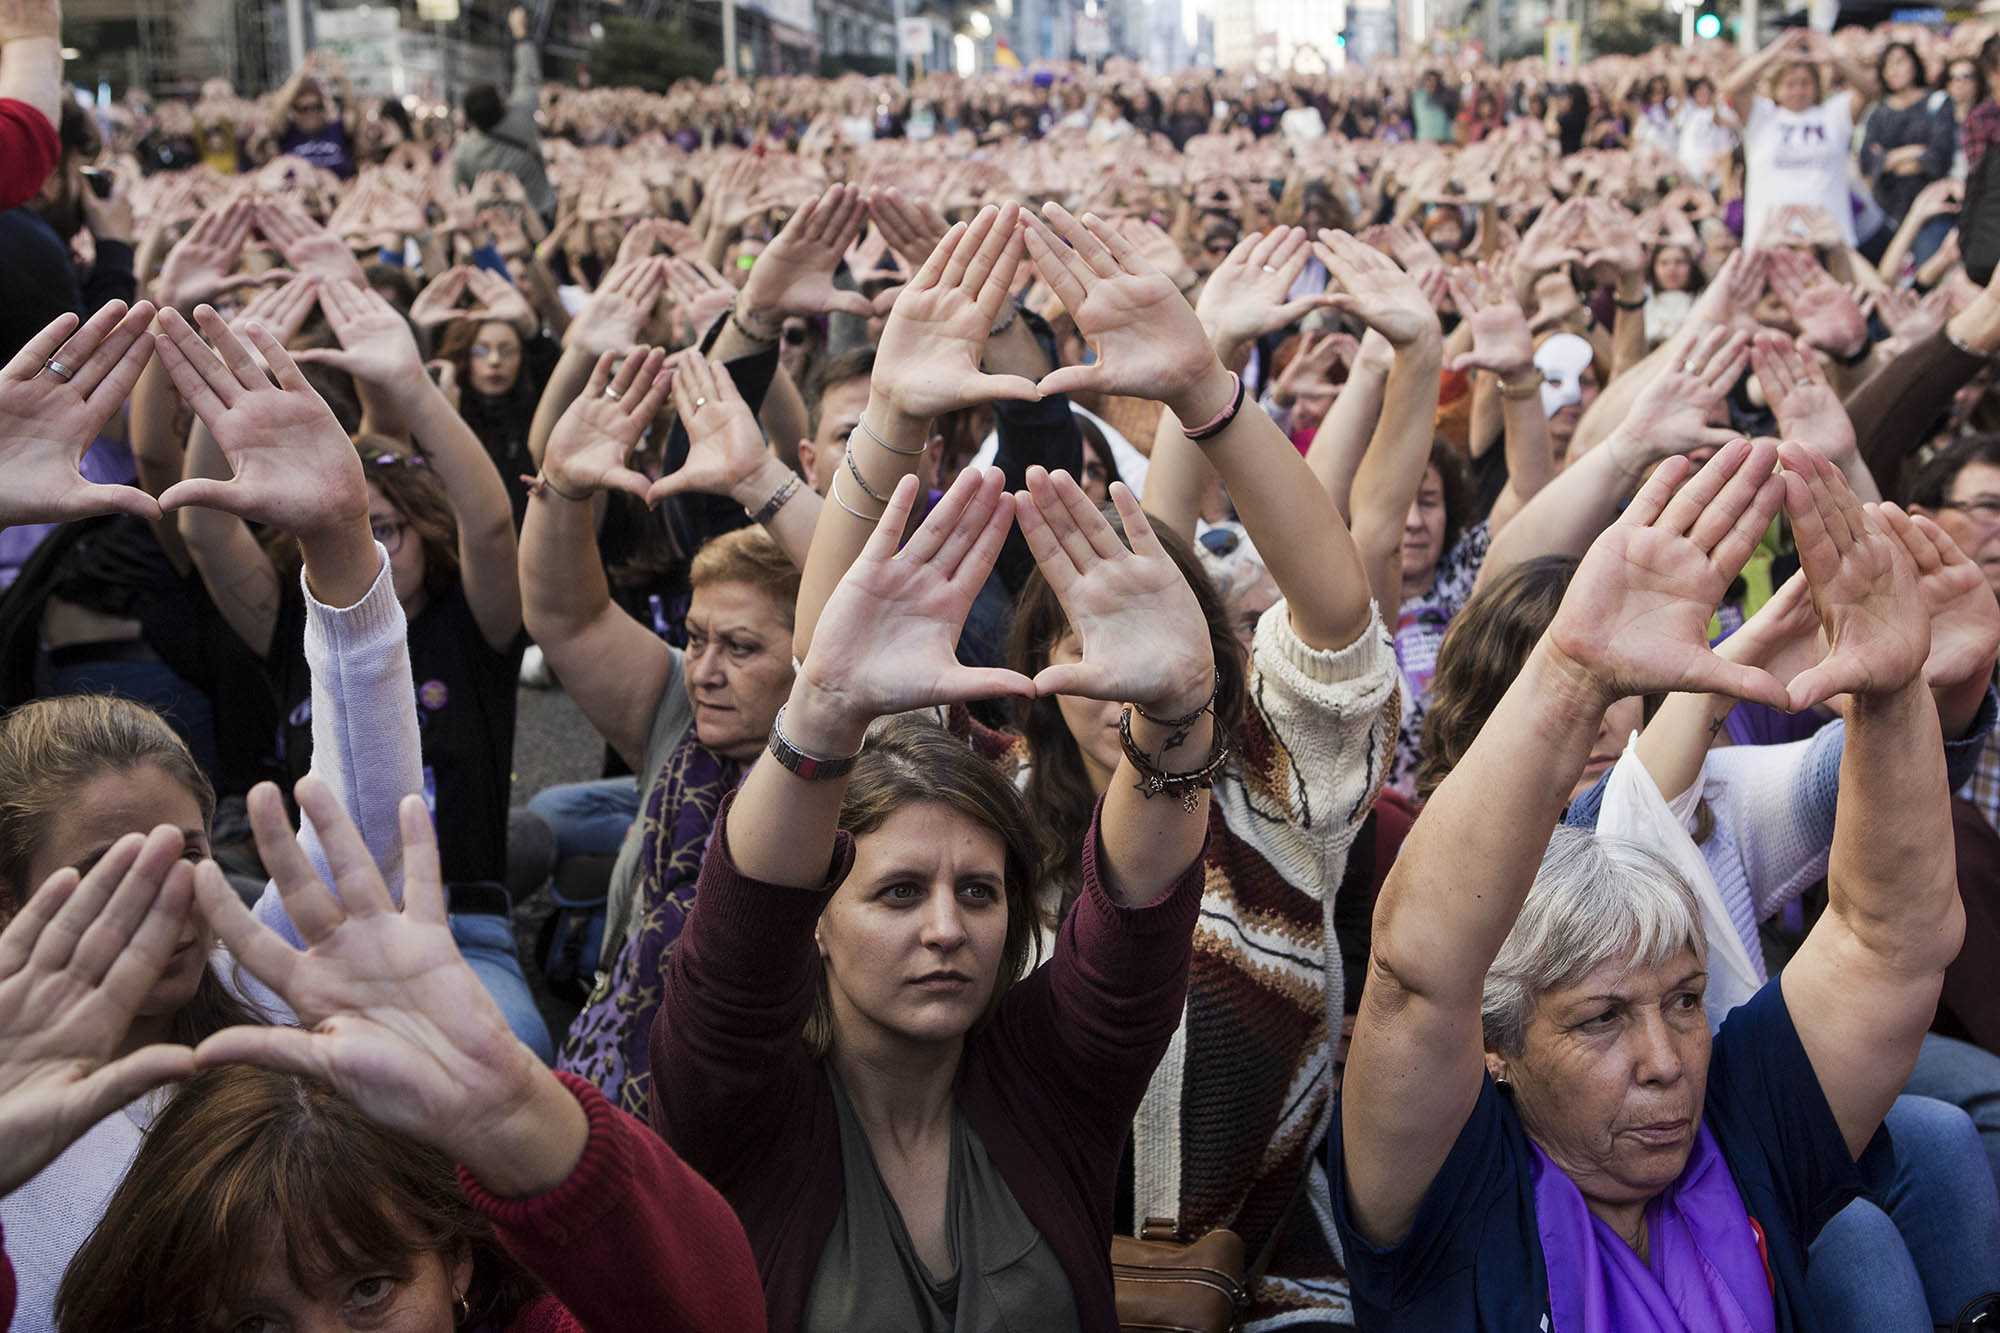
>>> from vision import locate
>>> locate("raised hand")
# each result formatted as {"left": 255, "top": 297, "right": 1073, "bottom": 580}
{"left": 664, "top": 256, "right": 737, "bottom": 341}
{"left": 0, "top": 825, "right": 199, "bottom": 1198}
{"left": 291, "top": 280, "right": 426, "bottom": 390}
{"left": 869, "top": 186, "right": 951, "bottom": 271}
{"left": 154, "top": 199, "right": 260, "bottom": 312}
{"left": 540, "top": 347, "right": 672, "bottom": 502}
{"left": 1689, "top": 249, "right": 1767, "bottom": 335}
{"left": 462, "top": 266, "right": 538, "bottom": 334}
{"left": 0, "top": 301, "right": 163, "bottom": 529}
{"left": 1510, "top": 197, "right": 1586, "bottom": 295}
{"left": 1015, "top": 465, "right": 1215, "bottom": 717}
{"left": 657, "top": 353, "right": 775, "bottom": 503}
{"left": 190, "top": 780, "right": 586, "bottom": 1198}
{"left": 1777, "top": 445, "right": 1930, "bottom": 712}
{"left": 254, "top": 199, "right": 367, "bottom": 287}
{"left": 409, "top": 265, "right": 473, "bottom": 332}
{"left": 229, "top": 274, "right": 323, "bottom": 349}
{"left": 736, "top": 183, "right": 877, "bottom": 333}
{"left": 1609, "top": 326, "right": 1750, "bottom": 473}
{"left": 1880, "top": 506, "right": 2000, "bottom": 695}
{"left": 787, "top": 467, "right": 1035, "bottom": 754}
{"left": 1751, "top": 332, "right": 1862, "bottom": 483}
{"left": 563, "top": 257, "right": 667, "bottom": 358}
{"left": 1767, "top": 249, "right": 1867, "bottom": 359}
{"left": 1306, "top": 229, "right": 1438, "bottom": 351}
{"left": 1195, "top": 227, "right": 1336, "bottom": 360}
{"left": 1118, "top": 218, "right": 1198, "bottom": 294}
{"left": 150, "top": 306, "right": 368, "bottom": 541}
{"left": 1446, "top": 264, "right": 1533, "bottom": 375}
{"left": 1549, "top": 438, "right": 1792, "bottom": 708}
{"left": 1580, "top": 199, "right": 1646, "bottom": 287}
{"left": 871, "top": 202, "right": 1041, "bottom": 419}
{"left": 1024, "top": 202, "right": 1230, "bottom": 422}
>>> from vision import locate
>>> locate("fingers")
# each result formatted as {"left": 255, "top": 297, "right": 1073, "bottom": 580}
{"left": 608, "top": 344, "right": 660, "bottom": 402}
{"left": 4, "top": 309, "right": 82, "bottom": 381}
{"left": 861, "top": 473, "right": 922, "bottom": 564}
{"left": 245, "top": 781, "right": 344, "bottom": 944}
{"left": 963, "top": 202, "right": 1022, "bottom": 300}
{"left": 26, "top": 832, "right": 145, "bottom": 974}
{"left": 1658, "top": 437, "right": 1754, "bottom": 537}
{"left": 927, "top": 467, "right": 1008, "bottom": 581}
{"left": 77, "top": 300, "right": 160, "bottom": 411}
{"left": 242, "top": 322, "right": 310, "bottom": 395}
{"left": 1877, "top": 500, "right": 1940, "bottom": 575}
{"left": 1041, "top": 202, "right": 1118, "bottom": 279}
{"left": 1705, "top": 471, "right": 1787, "bottom": 585}
{"left": 1694, "top": 331, "right": 1751, "bottom": 400}
{"left": 191, "top": 305, "right": 270, "bottom": 394}
{"left": 908, "top": 219, "right": 968, "bottom": 293}
{"left": 899, "top": 463, "right": 986, "bottom": 566}
{"left": 1911, "top": 510, "right": 1970, "bottom": 570}
{"left": 94, "top": 856, "right": 197, "bottom": 1014}
{"left": 1621, "top": 453, "right": 1692, "bottom": 529}
{"left": 1021, "top": 212, "right": 1088, "bottom": 313}
{"left": 397, "top": 794, "right": 447, "bottom": 926}
{"left": 66, "top": 824, "right": 189, "bottom": 987}
{"left": 71, "top": 1042, "right": 200, "bottom": 1119}
{"left": 941, "top": 204, "right": 1000, "bottom": 291}
{"left": 37, "top": 300, "right": 128, "bottom": 393}
{"left": 192, "top": 1022, "right": 329, "bottom": 1078}
{"left": 1107, "top": 480, "right": 1165, "bottom": 561}
{"left": 1082, "top": 211, "right": 1142, "bottom": 271}
{"left": 1686, "top": 652, "right": 1795, "bottom": 713}
{"left": 582, "top": 349, "right": 615, "bottom": 400}
{"left": 1778, "top": 449, "right": 1840, "bottom": 586}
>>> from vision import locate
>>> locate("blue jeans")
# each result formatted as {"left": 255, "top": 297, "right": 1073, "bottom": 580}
{"left": 1808, "top": 1094, "right": 2000, "bottom": 1329}
{"left": 450, "top": 911, "right": 554, "bottom": 1064}
{"left": 1903, "top": 1031, "right": 2000, "bottom": 1192}
{"left": 525, "top": 777, "right": 640, "bottom": 861}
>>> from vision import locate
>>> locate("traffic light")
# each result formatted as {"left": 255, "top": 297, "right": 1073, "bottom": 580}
{"left": 1694, "top": 11, "right": 1722, "bottom": 37}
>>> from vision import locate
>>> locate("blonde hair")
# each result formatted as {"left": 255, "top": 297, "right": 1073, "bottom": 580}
{"left": 0, "top": 694, "right": 215, "bottom": 902}
{"left": 689, "top": 526, "right": 801, "bottom": 627}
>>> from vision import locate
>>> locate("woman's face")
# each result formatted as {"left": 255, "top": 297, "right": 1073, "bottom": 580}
{"left": 1080, "top": 438, "right": 1112, "bottom": 507}
{"left": 216, "top": 1227, "right": 471, "bottom": 1332}
{"left": 1048, "top": 628, "right": 1125, "bottom": 793}
{"left": 1651, "top": 245, "right": 1693, "bottom": 294}
{"left": 20, "top": 764, "right": 210, "bottom": 1018}
{"left": 1883, "top": 47, "right": 1919, "bottom": 93}
{"left": 1401, "top": 465, "right": 1449, "bottom": 591}
{"left": 681, "top": 580, "right": 796, "bottom": 761}
{"left": 466, "top": 321, "right": 522, "bottom": 399}
{"left": 1492, "top": 946, "right": 1710, "bottom": 1213}
{"left": 818, "top": 803, "right": 1010, "bottom": 1050}
{"left": 1775, "top": 64, "right": 1819, "bottom": 112}
{"left": 368, "top": 483, "right": 429, "bottom": 611}
{"left": 1950, "top": 62, "right": 1982, "bottom": 104}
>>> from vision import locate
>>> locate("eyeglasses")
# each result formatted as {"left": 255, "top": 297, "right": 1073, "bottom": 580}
{"left": 1937, "top": 495, "right": 2000, "bottom": 527}
{"left": 370, "top": 518, "right": 409, "bottom": 555}
{"left": 471, "top": 342, "right": 519, "bottom": 363}
{"left": 294, "top": 101, "right": 326, "bottom": 115}
{"left": 1952, "top": 71, "right": 1980, "bottom": 82}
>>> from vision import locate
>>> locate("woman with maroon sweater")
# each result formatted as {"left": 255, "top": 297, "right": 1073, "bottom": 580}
{"left": 43, "top": 775, "right": 764, "bottom": 1332}
{"left": 652, "top": 455, "right": 1221, "bottom": 1331}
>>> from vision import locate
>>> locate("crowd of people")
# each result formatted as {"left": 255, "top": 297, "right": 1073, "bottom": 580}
{"left": 3, "top": 0, "right": 2000, "bottom": 1325}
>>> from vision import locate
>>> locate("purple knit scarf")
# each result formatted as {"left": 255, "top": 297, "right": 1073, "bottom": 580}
{"left": 1532, "top": 1121, "right": 1777, "bottom": 1333}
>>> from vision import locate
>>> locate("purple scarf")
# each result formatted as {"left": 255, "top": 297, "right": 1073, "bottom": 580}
{"left": 1532, "top": 1122, "right": 1777, "bottom": 1333}
{"left": 555, "top": 732, "right": 742, "bottom": 1115}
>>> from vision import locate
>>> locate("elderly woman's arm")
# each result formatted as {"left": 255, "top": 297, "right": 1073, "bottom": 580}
{"left": 1775, "top": 457, "right": 1968, "bottom": 1159}
{"left": 1342, "top": 440, "right": 1791, "bottom": 1247}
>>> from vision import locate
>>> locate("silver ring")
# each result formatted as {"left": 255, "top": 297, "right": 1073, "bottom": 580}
{"left": 1680, "top": 361, "right": 1697, "bottom": 375}
{"left": 602, "top": 387, "right": 622, "bottom": 401}
{"left": 44, "top": 359, "right": 74, "bottom": 382}
{"left": 694, "top": 397, "right": 707, "bottom": 408}
{"left": 1261, "top": 265, "right": 1278, "bottom": 274}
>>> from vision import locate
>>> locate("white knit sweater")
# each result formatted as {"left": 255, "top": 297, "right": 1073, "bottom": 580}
{"left": 0, "top": 549, "right": 422, "bottom": 1333}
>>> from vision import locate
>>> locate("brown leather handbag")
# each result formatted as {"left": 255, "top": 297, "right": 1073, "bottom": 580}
{"left": 1110, "top": 1218, "right": 1248, "bottom": 1333}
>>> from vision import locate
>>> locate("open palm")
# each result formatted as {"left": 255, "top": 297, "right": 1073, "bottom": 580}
{"left": 294, "top": 280, "right": 425, "bottom": 389}
{"left": 150, "top": 306, "right": 369, "bottom": 539}
{"left": 1197, "top": 227, "right": 1330, "bottom": 355}
{"left": 873, "top": 202, "right": 1040, "bottom": 419}
{"left": 1025, "top": 203, "right": 1216, "bottom": 403}
{"left": 656, "top": 353, "right": 772, "bottom": 502}
{"left": 1551, "top": 439, "right": 1791, "bottom": 708}
{"left": 0, "top": 301, "right": 163, "bottom": 528}
{"left": 0, "top": 826, "right": 198, "bottom": 1197}
{"left": 1752, "top": 333, "right": 1858, "bottom": 475}
{"left": 192, "top": 781, "right": 536, "bottom": 1157}
{"left": 1016, "top": 466, "right": 1214, "bottom": 716}
{"left": 1621, "top": 327, "right": 1748, "bottom": 465}
{"left": 1880, "top": 506, "right": 2000, "bottom": 692}
{"left": 566, "top": 259, "right": 666, "bottom": 358}
{"left": 801, "top": 467, "right": 1034, "bottom": 722}
{"left": 1777, "top": 446, "right": 1929, "bottom": 712}
{"left": 1317, "top": 229, "right": 1439, "bottom": 349}
{"left": 738, "top": 184, "right": 876, "bottom": 320}
{"left": 543, "top": 348, "right": 672, "bottom": 501}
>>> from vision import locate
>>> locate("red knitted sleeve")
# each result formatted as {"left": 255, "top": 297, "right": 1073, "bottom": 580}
{"left": 0, "top": 99, "right": 59, "bottom": 210}
{"left": 461, "top": 1072, "right": 767, "bottom": 1333}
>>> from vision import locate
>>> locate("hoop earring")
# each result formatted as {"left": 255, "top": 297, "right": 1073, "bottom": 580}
{"left": 455, "top": 1292, "right": 471, "bottom": 1325}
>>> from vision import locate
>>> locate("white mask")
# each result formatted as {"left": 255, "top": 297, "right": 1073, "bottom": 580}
{"left": 1536, "top": 333, "right": 1595, "bottom": 419}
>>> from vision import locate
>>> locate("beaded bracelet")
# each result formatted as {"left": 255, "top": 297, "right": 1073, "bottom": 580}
{"left": 1183, "top": 372, "right": 1247, "bottom": 443}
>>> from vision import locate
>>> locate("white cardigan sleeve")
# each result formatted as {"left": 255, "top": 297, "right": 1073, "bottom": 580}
{"left": 250, "top": 546, "right": 423, "bottom": 946}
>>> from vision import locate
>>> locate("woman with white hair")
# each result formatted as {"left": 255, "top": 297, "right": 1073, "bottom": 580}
{"left": 1334, "top": 437, "right": 1976, "bottom": 1329}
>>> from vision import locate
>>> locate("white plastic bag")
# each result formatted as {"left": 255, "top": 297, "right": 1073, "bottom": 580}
{"left": 1597, "top": 735, "right": 1763, "bottom": 1020}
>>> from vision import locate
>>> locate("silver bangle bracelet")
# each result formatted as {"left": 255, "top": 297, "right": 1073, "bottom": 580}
{"left": 843, "top": 443, "right": 889, "bottom": 504}
{"left": 828, "top": 471, "right": 886, "bottom": 522}
{"left": 855, "top": 412, "right": 927, "bottom": 457}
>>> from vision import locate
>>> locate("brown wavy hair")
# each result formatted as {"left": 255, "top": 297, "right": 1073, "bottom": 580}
{"left": 56, "top": 1065, "right": 542, "bottom": 1333}
{"left": 0, "top": 694, "right": 262, "bottom": 1046}
{"left": 805, "top": 714, "right": 1046, "bottom": 1057}
{"left": 1004, "top": 509, "right": 1245, "bottom": 916}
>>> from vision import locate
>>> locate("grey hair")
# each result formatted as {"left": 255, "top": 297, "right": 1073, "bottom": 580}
{"left": 1480, "top": 827, "right": 1707, "bottom": 1057}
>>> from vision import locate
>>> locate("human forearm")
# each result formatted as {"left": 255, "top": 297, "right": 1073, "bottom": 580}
{"left": 528, "top": 344, "right": 597, "bottom": 467}
{"left": 1476, "top": 436, "right": 1636, "bottom": 594}
{"left": 1487, "top": 386, "right": 1558, "bottom": 532}
{"left": 1848, "top": 325, "right": 1988, "bottom": 498}
{"left": 792, "top": 392, "right": 928, "bottom": 658}
{"left": 1348, "top": 337, "right": 1443, "bottom": 620}
{"left": 1610, "top": 298, "right": 1647, "bottom": 379}
{"left": 1140, "top": 403, "right": 1206, "bottom": 544}
{"left": 1305, "top": 359, "right": 1390, "bottom": 522}
{"left": 732, "top": 456, "right": 819, "bottom": 570}
{"left": 1098, "top": 689, "right": 1215, "bottom": 909}
{"left": 757, "top": 366, "right": 807, "bottom": 468}
{"left": 0, "top": 37, "right": 61, "bottom": 131}
{"left": 721, "top": 680, "right": 855, "bottom": 889}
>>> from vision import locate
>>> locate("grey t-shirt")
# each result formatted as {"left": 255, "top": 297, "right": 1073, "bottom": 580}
{"left": 599, "top": 647, "right": 690, "bottom": 965}
{"left": 804, "top": 1070, "right": 1080, "bottom": 1332}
